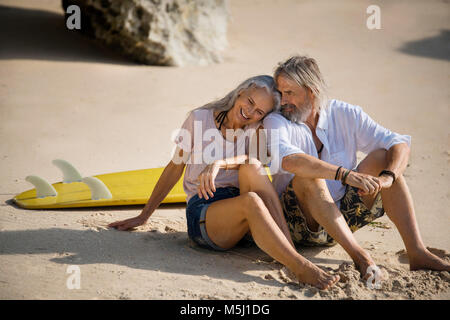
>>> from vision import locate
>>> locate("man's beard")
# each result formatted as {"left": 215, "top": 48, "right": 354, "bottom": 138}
{"left": 280, "top": 98, "right": 313, "bottom": 124}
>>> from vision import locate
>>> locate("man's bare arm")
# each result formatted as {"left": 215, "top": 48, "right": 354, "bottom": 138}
{"left": 384, "top": 143, "right": 410, "bottom": 179}
{"left": 282, "top": 153, "right": 384, "bottom": 195}
{"left": 282, "top": 153, "right": 338, "bottom": 180}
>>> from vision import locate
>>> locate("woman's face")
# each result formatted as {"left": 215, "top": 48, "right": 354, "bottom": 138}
{"left": 229, "top": 86, "right": 274, "bottom": 127}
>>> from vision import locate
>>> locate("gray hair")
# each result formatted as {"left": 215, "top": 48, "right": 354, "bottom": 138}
{"left": 192, "top": 75, "right": 281, "bottom": 115}
{"left": 274, "top": 55, "right": 328, "bottom": 111}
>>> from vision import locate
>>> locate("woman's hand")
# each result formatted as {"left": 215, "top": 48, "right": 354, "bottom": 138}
{"left": 108, "top": 215, "right": 147, "bottom": 231}
{"left": 197, "top": 161, "right": 222, "bottom": 200}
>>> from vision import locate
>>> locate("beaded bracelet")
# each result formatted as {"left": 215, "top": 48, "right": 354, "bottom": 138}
{"left": 335, "top": 166, "right": 343, "bottom": 180}
{"left": 341, "top": 169, "right": 351, "bottom": 185}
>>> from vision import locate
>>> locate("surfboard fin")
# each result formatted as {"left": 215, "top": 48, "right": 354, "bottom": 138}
{"left": 52, "top": 159, "right": 83, "bottom": 183}
{"left": 82, "top": 177, "right": 112, "bottom": 200}
{"left": 25, "top": 175, "right": 58, "bottom": 198}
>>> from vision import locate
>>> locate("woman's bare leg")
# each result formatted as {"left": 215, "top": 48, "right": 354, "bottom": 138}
{"left": 205, "top": 192, "right": 339, "bottom": 289}
{"left": 203, "top": 165, "right": 339, "bottom": 290}
{"left": 237, "top": 161, "right": 295, "bottom": 247}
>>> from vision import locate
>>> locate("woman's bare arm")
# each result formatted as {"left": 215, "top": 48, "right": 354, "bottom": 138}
{"left": 214, "top": 125, "right": 268, "bottom": 170}
{"left": 197, "top": 126, "right": 269, "bottom": 199}
{"left": 109, "top": 147, "right": 187, "bottom": 230}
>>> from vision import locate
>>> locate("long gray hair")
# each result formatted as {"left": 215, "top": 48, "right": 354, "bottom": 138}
{"left": 274, "top": 55, "right": 328, "bottom": 111}
{"left": 192, "top": 75, "right": 281, "bottom": 118}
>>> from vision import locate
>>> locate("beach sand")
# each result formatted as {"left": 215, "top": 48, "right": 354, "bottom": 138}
{"left": 0, "top": 0, "right": 449, "bottom": 300}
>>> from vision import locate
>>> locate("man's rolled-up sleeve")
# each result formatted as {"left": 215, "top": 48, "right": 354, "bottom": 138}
{"left": 352, "top": 105, "right": 411, "bottom": 154}
{"left": 278, "top": 125, "right": 305, "bottom": 161}
{"left": 264, "top": 115, "right": 304, "bottom": 174}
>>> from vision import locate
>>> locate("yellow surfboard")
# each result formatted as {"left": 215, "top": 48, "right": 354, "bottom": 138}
{"left": 14, "top": 159, "right": 272, "bottom": 210}
{"left": 13, "top": 159, "right": 186, "bottom": 209}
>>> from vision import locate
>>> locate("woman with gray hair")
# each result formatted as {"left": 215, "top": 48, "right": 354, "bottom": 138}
{"left": 109, "top": 75, "right": 340, "bottom": 291}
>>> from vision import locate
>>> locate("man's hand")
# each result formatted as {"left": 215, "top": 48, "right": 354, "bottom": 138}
{"left": 108, "top": 215, "right": 147, "bottom": 231}
{"left": 377, "top": 174, "right": 394, "bottom": 189}
{"left": 345, "top": 171, "right": 382, "bottom": 196}
{"left": 346, "top": 171, "right": 394, "bottom": 196}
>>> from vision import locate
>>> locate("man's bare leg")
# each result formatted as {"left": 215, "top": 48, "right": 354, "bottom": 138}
{"left": 357, "top": 149, "right": 450, "bottom": 271}
{"left": 291, "top": 176, "right": 375, "bottom": 277}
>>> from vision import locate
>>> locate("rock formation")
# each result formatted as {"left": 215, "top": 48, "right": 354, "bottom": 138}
{"left": 62, "top": 0, "right": 229, "bottom": 66}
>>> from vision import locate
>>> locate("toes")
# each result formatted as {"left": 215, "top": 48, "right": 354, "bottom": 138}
{"left": 319, "top": 274, "right": 340, "bottom": 290}
{"left": 327, "top": 275, "right": 340, "bottom": 288}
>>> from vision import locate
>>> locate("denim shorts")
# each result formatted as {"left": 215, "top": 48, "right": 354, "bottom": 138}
{"left": 186, "top": 187, "right": 240, "bottom": 251}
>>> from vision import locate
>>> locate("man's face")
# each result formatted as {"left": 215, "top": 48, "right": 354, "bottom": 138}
{"left": 276, "top": 74, "right": 313, "bottom": 123}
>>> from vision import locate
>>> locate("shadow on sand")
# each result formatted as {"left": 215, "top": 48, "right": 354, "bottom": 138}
{"left": 398, "top": 29, "right": 450, "bottom": 61}
{"left": 5, "top": 197, "right": 187, "bottom": 212}
{"left": 2, "top": 198, "right": 347, "bottom": 287}
{"left": 0, "top": 5, "right": 132, "bottom": 65}
{"left": 0, "top": 227, "right": 276, "bottom": 287}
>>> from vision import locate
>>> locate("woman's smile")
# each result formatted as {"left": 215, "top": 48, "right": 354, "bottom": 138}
{"left": 240, "top": 107, "right": 250, "bottom": 121}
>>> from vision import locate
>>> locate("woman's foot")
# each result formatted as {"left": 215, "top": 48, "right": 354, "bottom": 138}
{"left": 408, "top": 248, "right": 450, "bottom": 271}
{"left": 294, "top": 261, "right": 340, "bottom": 290}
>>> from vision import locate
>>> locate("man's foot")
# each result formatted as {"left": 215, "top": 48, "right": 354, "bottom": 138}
{"left": 294, "top": 261, "right": 340, "bottom": 290}
{"left": 353, "top": 251, "right": 377, "bottom": 281}
{"left": 408, "top": 248, "right": 450, "bottom": 271}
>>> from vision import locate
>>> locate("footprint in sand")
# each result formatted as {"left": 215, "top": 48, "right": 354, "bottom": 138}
{"left": 78, "top": 217, "right": 110, "bottom": 231}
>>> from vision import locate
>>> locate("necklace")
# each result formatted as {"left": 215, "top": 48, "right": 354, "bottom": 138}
{"left": 318, "top": 143, "right": 324, "bottom": 154}
{"left": 215, "top": 110, "right": 229, "bottom": 130}
{"left": 214, "top": 110, "right": 232, "bottom": 141}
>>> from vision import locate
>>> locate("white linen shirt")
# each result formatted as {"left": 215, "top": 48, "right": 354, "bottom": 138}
{"left": 263, "top": 99, "right": 411, "bottom": 205}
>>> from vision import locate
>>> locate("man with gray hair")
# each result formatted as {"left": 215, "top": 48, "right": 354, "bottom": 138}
{"left": 263, "top": 55, "right": 450, "bottom": 283}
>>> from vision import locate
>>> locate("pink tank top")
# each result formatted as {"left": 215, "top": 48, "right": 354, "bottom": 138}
{"left": 173, "top": 109, "right": 260, "bottom": 202}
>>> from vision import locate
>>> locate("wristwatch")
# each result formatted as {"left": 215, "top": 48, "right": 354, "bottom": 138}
{"left": 378, "top": 170, "right": 396, "bottom": 183}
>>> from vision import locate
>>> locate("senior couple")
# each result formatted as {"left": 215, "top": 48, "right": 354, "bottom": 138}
{"left": 109, "top": 56, "right": 450, "bottom": 290}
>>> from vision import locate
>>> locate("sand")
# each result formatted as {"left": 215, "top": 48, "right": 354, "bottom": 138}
{"left": 0, "top": 0, "right": 449, "bottom": 300}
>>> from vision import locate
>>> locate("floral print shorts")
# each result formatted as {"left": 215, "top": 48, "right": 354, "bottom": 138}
{"left": 280, "top": 180, "right": 385, "bottom": 247}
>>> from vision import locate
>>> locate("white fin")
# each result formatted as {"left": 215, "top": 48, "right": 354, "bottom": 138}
{"left": 52, "top": 159, "right": 83, "bottom": 183}
{"left": 82, "top": 177, "right": 112, "bottom": 200}
{"left": 25, "top": 175, "right": 58, "bottom": 198}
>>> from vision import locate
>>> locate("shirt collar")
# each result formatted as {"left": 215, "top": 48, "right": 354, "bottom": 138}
{"left": 316, "top": 102, "right": 330, "bottom": 131}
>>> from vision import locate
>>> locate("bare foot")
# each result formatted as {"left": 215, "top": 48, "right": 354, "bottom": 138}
{"left": 351, "top": 249, "right": 375, "bottom": 279}
{"left": 409, "top": 248, "right": 450, "bottom": 271}
{"left": 294, "top": 261, "right": 340, "bottom": 290}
